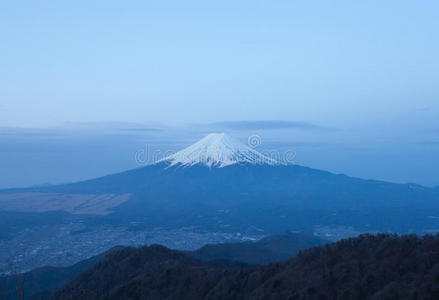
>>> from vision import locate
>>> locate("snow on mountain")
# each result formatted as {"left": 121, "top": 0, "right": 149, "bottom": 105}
{"left": 157, "top": 133, "right": 279, "bottom": 168}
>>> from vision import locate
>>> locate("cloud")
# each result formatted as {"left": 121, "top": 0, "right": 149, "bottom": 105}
{"left": 268, "top": 141, "right": 340, "bottom": 147}
{"left": 62, "top": 121, "right": 162, "bottom": 131}
{"left": 211, "top": 120, "right": 334, "bottom": 131}
{"left": 118, "top": 128, "right": 162, "bottom": 132}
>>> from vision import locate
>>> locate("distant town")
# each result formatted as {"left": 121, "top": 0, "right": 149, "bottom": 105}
{"left": 0, "top": 221, "right": 361, "bottom": 274}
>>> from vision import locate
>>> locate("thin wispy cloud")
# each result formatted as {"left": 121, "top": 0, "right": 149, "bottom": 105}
{"left": 117, "top": 128, "right": 162, "bottom": 132}
{"left": 211, "top": 120, "right": 335, "bottom": 131}
{"left": 267, "top": 141, "right": 340, "bottom": 148}
{"left": 62, "top": 121, "right": 163, "bottom": 131}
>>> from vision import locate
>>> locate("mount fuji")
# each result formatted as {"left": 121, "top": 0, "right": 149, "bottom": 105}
{"left": 157, "top": 133, "right": 279, "bottom": 168}
{"left": 1, "top": 133, "right": 439, "bottom": 235}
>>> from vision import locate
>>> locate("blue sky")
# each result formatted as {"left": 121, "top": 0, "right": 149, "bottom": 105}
{"left": 0, "top": 1, "right": 438, "bottom": 187}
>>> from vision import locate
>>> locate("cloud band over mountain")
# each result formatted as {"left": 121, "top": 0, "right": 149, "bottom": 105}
{"left": 211, "top": 120, "right": 334, "bottom": 131}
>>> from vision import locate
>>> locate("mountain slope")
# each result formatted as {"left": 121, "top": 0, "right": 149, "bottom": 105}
{"left": 188, "top": 232, "right": 327, "bottom": 265}
{"left": 54, "top": 163, "right": 439, "bottom": 233}
{"left": 53, "top": 234, "right": 439, "bottom": 300}
{"left": 157, "top": 133, "right": 278, "bottom": 167}
{"left": 1, "top": 133, "right": 438, "bottom": 234}
{"left": 51, "top": 245, "right": 233, "bottom": 300}
{"left": 0, "top": 247, "right": 122, "bottom": 300}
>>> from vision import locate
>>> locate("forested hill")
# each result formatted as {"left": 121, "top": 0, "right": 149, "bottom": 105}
{"left": 0, "top": 232, "right": 323, "bottom": 299}
{"left": 187, "top": 231, "right": 326, "bottom": 265}
{"left": 53, "top": 234, "right": 439, "bottom": 300}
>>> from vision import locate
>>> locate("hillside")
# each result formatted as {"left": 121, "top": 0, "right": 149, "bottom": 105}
{"left": 188, "top": 232, "right": 327, "bottom": 265}
{"left": 53, "top": 234, "right": 439, "bottom": 299}
{"left": 0, "top": 247, "right": 122, "bottom": 300}
{"left": 0, "top": 232, "right": 323, "bottom": 299}
{"left": 2, "top": 163, "right": 439, "bottom": 235}
{"left": 52, "top": 245, "right": 232, "bottom": 300}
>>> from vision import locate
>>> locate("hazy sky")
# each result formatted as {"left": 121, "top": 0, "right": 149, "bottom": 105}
{"left": 1, "top": 1, "right": 438, "bottom": 128}
{"left": 0, "top": 1, "right": 438, "bottom": 187}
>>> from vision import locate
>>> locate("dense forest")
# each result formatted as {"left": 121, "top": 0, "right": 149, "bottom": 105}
{"left": 53, "top": 234, "right": 439, "bottom": 299}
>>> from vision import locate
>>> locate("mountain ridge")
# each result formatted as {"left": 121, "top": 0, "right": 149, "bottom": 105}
{"left": 52, "top": 233, "right": 439, "bottom": 300}
{"left": 187, "top": 232, "right": 327, "bottom": 265}
{"left": 1, "top": 232, "right": 324, "bottom": 299}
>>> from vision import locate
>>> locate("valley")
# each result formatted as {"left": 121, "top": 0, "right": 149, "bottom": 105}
{"left": 0, "top": 223, "right": 261, "bottom": 274}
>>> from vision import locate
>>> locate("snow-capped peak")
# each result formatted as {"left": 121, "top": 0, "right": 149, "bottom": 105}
{"left": 158, "top": 133, "right": 279, "bottom": 168}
